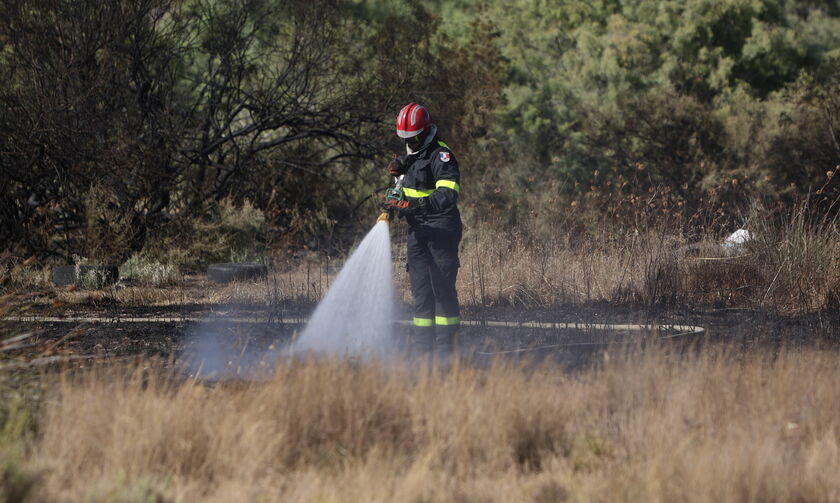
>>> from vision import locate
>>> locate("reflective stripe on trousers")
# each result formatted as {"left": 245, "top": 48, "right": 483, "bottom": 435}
{"left": 413, "top": 316, "right": 461, "bottom": 327}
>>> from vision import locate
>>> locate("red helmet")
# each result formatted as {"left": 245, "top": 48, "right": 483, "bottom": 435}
{"left": 395, "top": 103, "right": 431, "bottom": 139}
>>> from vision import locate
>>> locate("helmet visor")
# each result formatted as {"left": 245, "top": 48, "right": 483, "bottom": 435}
{"left": 396, "top": 127, "right": 424, "bottom": 139}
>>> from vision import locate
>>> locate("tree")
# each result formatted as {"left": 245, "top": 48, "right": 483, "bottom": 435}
{"left": 0, "top": 0, "right": 415, "bottom": 260}
{"left": 488, "top": 0, "right": 840, "bottom": 221}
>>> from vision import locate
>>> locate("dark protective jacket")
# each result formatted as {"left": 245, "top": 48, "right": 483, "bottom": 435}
{"left": 397, "top": 134, "right": 462, "bottom": 233}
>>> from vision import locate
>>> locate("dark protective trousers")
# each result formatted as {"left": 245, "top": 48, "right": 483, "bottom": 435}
{"left": 407, "top": 225, "right": 461, "bottom": 351}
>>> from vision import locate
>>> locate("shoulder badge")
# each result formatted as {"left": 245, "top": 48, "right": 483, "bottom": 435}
{"left": 439, "top": 151, "right": 450, "bottom": 162}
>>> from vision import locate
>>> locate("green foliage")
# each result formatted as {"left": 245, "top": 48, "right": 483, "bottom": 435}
{"left": 1, "top": 264, "right": 48, "bottom": 292}
{"left": 143, "top": 199, "right": 269, "bottom": 272}
{"left": 481, "top": 0, "right": 840, "bottom": 228}
{"left": 119, "top": 254, "right": 179, "bottom": 287}
{"left": 764, "top": 56, "right": 840, "bottom": 204}
{"left": 1, "top": 0, "right": 839, "bottom": 256}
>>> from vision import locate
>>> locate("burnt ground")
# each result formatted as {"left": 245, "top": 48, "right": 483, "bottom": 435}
{"left": 2, "top": 298, "right": 839, "bottom": 375}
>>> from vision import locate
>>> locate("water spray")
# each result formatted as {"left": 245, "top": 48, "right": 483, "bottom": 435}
{"left": 289, "top": 176, "right": 398, "bottom": 358}
{"left": 182, "top": 172, "right": 404, "bottom": 369}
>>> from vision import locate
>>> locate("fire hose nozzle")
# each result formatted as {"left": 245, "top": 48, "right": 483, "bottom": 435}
{"left": 375, "top": 174, "right": 403, "bottom": 224}
{"left": 376, "top": 175, "right": 405, "bottom": 223}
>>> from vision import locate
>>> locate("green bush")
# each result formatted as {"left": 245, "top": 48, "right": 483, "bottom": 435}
{"left": 119, "top": 254, "right": 179, "bottom": 287}
{"left": 475, "top": 0, "right": 840, "bottom": 229}
{"left": 2, "top": 0, "right": 839, "bottom": 256}
{"left": 142, "top": 199, "right": 269, "bottom": 273}
{"left": 1, "top": 265, "right": 49, "bottom": 292}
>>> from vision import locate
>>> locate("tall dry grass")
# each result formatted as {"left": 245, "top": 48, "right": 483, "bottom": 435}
{"left": 13, "top": 346, "right": 840, "bottom": 502}
{"left": 456, "top": 228, "right": 682, "bottom": 307}
{"left": 9, "top": 204, "right": 837, "bottom": 315}
{"left": 456, "top": 207, "right": 840, "bottom": 313}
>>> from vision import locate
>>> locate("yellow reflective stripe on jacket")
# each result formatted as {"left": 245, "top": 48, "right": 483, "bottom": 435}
{"left": 403, "top": 187, "right": 434, "bottom": 198}
{"left": 435, "top": 179, "right": 460, "bottom": 192}
{"left": 435, "top": 316, "right": 460, "bottom": 326}
{"left": 413, "top": 317, "right": 434, "bottom": 327}
{"left": 437, "top": 140, "right": 450, "bottom": 149}
{"left": 402, "top": 180, "right": 460, "bottom": 199}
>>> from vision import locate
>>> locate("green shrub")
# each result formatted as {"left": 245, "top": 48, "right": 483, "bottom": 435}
{"left": 2, "top": 264, "right": 49, "bottom": 292}
{"left": 119, "top": 254, "right": 179, "bottom": 287}
{"left": 143, "top": 199, "right": 269, "bottom": 273}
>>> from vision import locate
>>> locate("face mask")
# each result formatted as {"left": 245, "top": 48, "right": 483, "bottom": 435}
{"left": 405, "top": 134, "right": 423, "bottom": 152}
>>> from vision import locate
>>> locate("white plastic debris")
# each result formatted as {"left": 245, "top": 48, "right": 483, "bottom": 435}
{"left": 722, "top": 228, "right": 752, "bottom": 255}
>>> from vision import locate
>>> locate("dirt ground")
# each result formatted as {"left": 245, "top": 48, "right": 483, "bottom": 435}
{"left": 0, "top": 270, "right": 837, "bottom": 378}
{"left": 2, "top": 277, "right": 840, "bottom": 503}
{"left": 2, "top": 279, "right": 838, "bottom": 376}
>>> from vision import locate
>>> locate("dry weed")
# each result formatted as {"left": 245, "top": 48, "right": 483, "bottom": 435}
{"left": 16, "top": 346, "right": 840, "bottom": 502}
{"left": 457, "top": 212, "right": 839, "bottom": 313}
{"left": 14, "top": 206, "right": 838, "bottom": 315}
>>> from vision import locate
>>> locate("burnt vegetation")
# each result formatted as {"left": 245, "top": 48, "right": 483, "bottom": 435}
{"left": 0, "top": 0, "right": 838, "bottom": 313}
{"left": 1, "top": 3, "right": 840, "bottom": 501}
{"left": 0, "top": 0, "right": 457, "bottom": 261}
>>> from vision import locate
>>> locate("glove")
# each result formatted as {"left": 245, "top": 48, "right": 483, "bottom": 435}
{"left": 387, "top": 155, "right": 406, "bottom": 176}
{"left": 381, "top": 197, "right": 427, "bottom": 216}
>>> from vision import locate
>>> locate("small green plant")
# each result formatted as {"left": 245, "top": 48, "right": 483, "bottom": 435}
{"left": 2, "top": 264, "right": 49, "bottom": 292}
{"left": 141, "top": 198, "right": 269, "bottom": 272}
{"left": 78, "top": 268, "right": 107, "bottom": 290}
{"left": 120, "top": 254, "right": 179, "bottom": 287}
{"left": 227, "top": 249, "right": 271, "bottom": 266}
{"left": 71, "top": 256, "right": 107, "bottom": 290}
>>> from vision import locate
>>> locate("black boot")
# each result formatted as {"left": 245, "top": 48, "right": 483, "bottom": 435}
{"left": 435, "top": 334, "right": 452, "bottom": 355}
{"left": 410, "top": 326, "right": 434, "bottom": 357}
{"left": 434, "top": 327, "right": 459, "bottom": 362}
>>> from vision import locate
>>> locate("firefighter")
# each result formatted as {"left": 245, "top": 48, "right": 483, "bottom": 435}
{"left": 382, "top": 103, "right": 462, "bottom": 356}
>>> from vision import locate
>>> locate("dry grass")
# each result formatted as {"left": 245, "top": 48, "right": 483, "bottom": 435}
{"left": 5, "top": 206, "right": 838, "bottom": 316}
{"left": 457, "top": 229, "right": 678, "bottom": 307}
{"left": 14, "top": 266, "right": 333, "bottom": 311}
{"left": 456, "top": 214, "right": 840, "bottom": 313}
{"left": 5, "top": 345, "right": 837, "bottom": 502}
